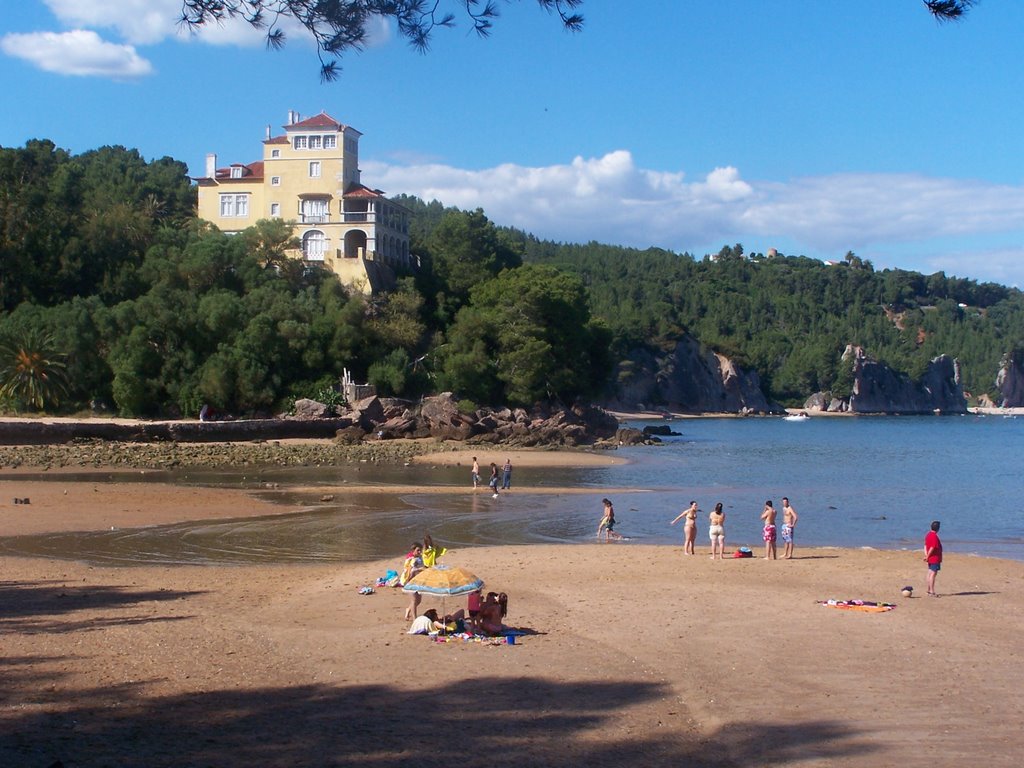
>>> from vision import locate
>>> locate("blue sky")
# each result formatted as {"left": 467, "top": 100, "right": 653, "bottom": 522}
{"left": 3, "top": 1, "right": 1024, "bottom": 287}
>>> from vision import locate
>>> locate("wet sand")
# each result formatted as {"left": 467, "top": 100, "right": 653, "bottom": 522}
{"left": 2, "top": 450, "right": 1023, "bottom": 766}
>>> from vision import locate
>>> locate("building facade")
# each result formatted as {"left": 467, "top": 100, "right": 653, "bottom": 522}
{"left": 195, "top": 111, "right": 411, "bottom": 294}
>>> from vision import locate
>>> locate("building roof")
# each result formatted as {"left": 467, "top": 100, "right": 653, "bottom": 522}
{"left": 264, "top": 135, "right": 290, "bottom": 144}
{"left": 343, "top": 183, "right": 386, "bottom": 199}
{"left": 288, "top": 111, "right": 344, "bottom": 131}
{"left": 194, "top": 161, "right": 264, "bottom": 184}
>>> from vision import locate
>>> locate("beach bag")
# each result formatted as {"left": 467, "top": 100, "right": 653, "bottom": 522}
{"left": 733, "top": 547, "right": 753, "bottom": 558}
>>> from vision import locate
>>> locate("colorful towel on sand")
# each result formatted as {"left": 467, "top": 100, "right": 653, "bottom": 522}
{"left": 818, "top": 599, "right": 895, "bottom": 612}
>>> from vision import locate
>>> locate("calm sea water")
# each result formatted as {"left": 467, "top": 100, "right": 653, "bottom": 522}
{"left": 3, "top": 415, "right": 1022, "bottom": 565}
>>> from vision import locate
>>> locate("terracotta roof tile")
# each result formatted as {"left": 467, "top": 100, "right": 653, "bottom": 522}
{"left": 288, "top": 111, "right": 343, "bottom": 130}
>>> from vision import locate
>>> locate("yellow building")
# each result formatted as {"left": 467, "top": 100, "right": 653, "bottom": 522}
{"left": 195, "top": 110, "right": 412, "bottom": 294}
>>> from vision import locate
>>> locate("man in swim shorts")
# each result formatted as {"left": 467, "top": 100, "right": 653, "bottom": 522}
{"left": 924, "top": 520, "right": 943, "bottom": 596}
{"left": 760, "top": 500, "right": 777, "bottom": 560}
{"left": 781, "top": 497, "right": 798, "bottom": 559}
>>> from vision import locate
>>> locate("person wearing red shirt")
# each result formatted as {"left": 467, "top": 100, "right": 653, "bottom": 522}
{"left": 924, "top": 520, "right": 943, "bottom": 597}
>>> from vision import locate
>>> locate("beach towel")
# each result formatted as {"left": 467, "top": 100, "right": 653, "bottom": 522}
{"left": 818, "top": 599, "right": 895, "bottom": 612}
{"left": 422, "top": 545, "right": 447, "bottom": 568}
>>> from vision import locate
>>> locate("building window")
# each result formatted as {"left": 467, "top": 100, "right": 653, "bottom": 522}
{"left": 271, "top": 176, "right": 281, "bottom": 186}
{"left": 302, "top": 230, "right": 327, "bottom": 261}
{"left": 323, "top": 135, "right": 336, "bottom": 149}
{"left": 271, "top": 149, "right": 280, "bottom": 158}
{"left": 230, "top": 166, "right": 243, "bottom": 178}
{"left": 270, "top": 203, "right": 281, "bottom": 217}
{"left": 309, "top": 135, "right": 322, "bottom": 150}
{"left": 219, "top": 194, "right": 249, "bottom": 218}
{"left": 293, "top": 135, "right": 307, "bottom": 150}
{"left": 309, "top": 161, "right": 321, "bottom": 178}
{"left": 301, "top": 198, "right": 329, "bottom": 223}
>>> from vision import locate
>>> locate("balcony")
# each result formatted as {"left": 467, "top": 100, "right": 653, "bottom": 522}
{"left": 300, "top": 213, "right": 331, "bottom": 224}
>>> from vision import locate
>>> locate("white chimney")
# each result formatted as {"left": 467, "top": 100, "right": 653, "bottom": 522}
{"left": 205, "top": 153, "right": 217, "bottom": 178}
{"left": 265, "top": 124, "right": 271, "bottom": 140}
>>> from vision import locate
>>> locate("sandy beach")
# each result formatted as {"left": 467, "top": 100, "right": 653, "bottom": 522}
{"left": 2, "top": 447, "right": 1023, "bottom": 767}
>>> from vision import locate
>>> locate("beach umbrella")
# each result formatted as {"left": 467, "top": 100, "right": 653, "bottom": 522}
{"left": 401, "top": 564, "right": 483, "bottom": 597}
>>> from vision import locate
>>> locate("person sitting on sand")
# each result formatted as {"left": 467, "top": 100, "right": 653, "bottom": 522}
{"left": 598, "top": 498, "right": 623, "bottom": 542}
{"left": 408, "top": 608, "right": 468, "bottom": 635}
{"left": 761, "top": 500, "right": 777, "bottom": 560}
{"left": 408, "top": 608, "right": 444, "bottom": 635}
{"left": 709, "top": 502, "right": 726, "bottom": 560}
{"left": 670, "top": 500, "right": 699, "bottom": 555}
{"left": 475, "top": 592, "right": 508, "bottom": 636}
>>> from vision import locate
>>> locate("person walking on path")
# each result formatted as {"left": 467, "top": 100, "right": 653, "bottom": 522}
{"left": 501, "top": 458, "right": 513, "bottom": 490}
{"left": 761, "top": 500, "right": 778, "bottom": 560}
{"left": 598, "top": 498, "right": 623, "bottom": 542}
{"left": 708, "top": 502, "right": 726, "bottom": 560}
{"left": 924, "top": 520, "right": 943, "bottom": 597}
{"left": 670, "top": 501, "right": 699, "bottom": 555}
{"left": 781, "top": 497, "right": 799, "bottom": 559}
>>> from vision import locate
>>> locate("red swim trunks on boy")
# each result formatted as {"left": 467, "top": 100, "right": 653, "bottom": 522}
{"left": 763, "top": 524, "right": 777, "bottom": 542}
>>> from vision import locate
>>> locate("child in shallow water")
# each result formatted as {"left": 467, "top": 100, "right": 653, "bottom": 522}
{"left": 597, "top": 498, "right": 623, "bottom": 542}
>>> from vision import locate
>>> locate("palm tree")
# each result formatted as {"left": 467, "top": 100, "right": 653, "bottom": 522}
{"left": 0, "top": 330, "right": 70, "bottom": 411}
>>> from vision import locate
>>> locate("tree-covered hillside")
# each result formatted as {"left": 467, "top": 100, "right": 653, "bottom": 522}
{"left": 2, "top": 141, "right": 1022, "bottom": 416}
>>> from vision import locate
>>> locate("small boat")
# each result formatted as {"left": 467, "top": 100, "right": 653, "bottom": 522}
{"left": 784, "top": 412, "right": 810, "bottom": 422}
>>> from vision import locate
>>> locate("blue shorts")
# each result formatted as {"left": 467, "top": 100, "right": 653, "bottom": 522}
{"left": 928, "top": 563, "right": 941, "bottom": 572}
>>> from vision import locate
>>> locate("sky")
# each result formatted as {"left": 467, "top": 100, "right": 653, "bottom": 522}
{"left": 2, "top": 1, "right": 1024, "bottom": 287}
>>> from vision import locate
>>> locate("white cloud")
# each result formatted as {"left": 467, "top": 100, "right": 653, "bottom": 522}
{"left": 43, "top": 0, "right": 181, "bottom": 45}
{"left": 363, "top": 151, "right": 1024, "bottom": 284}
{"left": 0, "top": 30, "right": 153, "bottom": 78}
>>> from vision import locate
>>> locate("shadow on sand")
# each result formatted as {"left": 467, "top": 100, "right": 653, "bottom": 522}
{"left": 1, "top": 580, "right": 879, "bottom": 767}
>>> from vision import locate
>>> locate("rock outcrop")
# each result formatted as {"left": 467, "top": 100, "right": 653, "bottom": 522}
{"left": 804, "top": 346, "right": 968, "bottom": 414}
{"left": 369, "top": 394, "right": 619, "bottom": 447}
{"left": 995, "top": 352, "right": 1024, "bottom": 407}
{"left": 608, "top": 335, "right": 782, "bottom": 414}
{"left": 0, "top": 394, "right": 620, "bottom": 447}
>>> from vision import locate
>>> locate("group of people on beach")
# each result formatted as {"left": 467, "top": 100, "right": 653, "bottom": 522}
{"left": 399, "top": 532, "right": 511, "bottom": 636}
{"left": 471, "top": 456, "right": 513, "bottom": 498}
{"left": 408, "top": 590, "right": 509, "bottom": 636}
{"left": 667, "top": 497, "right": 798, "bottom": 559}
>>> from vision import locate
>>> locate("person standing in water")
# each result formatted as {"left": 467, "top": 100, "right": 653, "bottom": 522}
{"left": 708, "top": 502, "right": 726, "bottom": 560}
{"left": 781, "top": 497, "right": 799, "bottom": 559}
{"left": 471, "top": 457, "right": 480, "bottom": 490}
{"left": 670, "top": 500, "right": 699, "bottom": 555}
{"left": 597, "top": 498, "right": 623, "bottom": 542}
{"left": 488, "top": 462, "right": 501, "bottom": 498}
{"left": 761, "top": 500, "right": 777, "bottom": 560}
{"left": 501, "top": 458, "right": 513, "bottom": 490}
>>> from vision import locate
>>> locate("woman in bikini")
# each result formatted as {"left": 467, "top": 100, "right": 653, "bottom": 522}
{"left": 670, "top": 500, "right": 699, "bottom": 555}
{"left": 708, "top": 502, "right": 726, "bottom": 560}
{"left": 760, "top": 500, "right": 777, "bottom": 560}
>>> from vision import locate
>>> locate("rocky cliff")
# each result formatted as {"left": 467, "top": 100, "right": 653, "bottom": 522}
{"left": 607, "top": 335, "right": 782, "bottom": 414}
{"left": 805, "top": 346, "right": 967, "bottom": 414}
{"left": 995, "top": 352, "right": 1024, "bottom": 407}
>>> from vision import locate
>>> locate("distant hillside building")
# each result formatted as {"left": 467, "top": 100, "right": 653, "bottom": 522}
{"left": 194, "top": 110, "right": 411, "bottom": 294}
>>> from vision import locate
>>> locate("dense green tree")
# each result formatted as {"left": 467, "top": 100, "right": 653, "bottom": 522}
{"left": 420, "top": 208, "right": 523, "bottom": 322}
{"left": 438, "top": 264, "right": 609, "bottom": 405}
